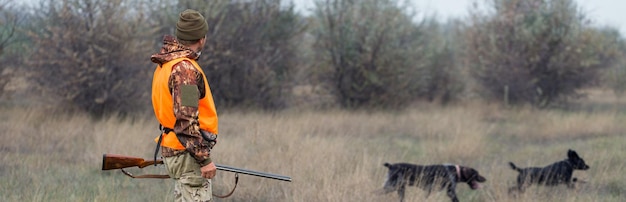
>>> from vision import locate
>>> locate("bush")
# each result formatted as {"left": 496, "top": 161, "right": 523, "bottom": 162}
{"left": 0, "top": 0, "right": 24, "bottom": 99}
{"left": 464, "top": 0, "right": 620, "bottom": 107}
{"left": 600, "top": 28, "right": 626, "bottom": 96}
{"left": 26, "top": 0, "right": 157, "bottom": 116}
{"left": 311, "top": 0, "right": 431, "bottom": 109}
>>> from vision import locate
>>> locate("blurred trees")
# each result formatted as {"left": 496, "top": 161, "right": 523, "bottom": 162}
{"left": 19, "top": 0, "right": 306, "bottom": 115}
{"left": 464, "top": 0, "right": 621, "bottom": 107}
{"left": 0, "top": 0, "right": 24, "bottom": 98}
{"left": 192, "top": 0, "right": 306, "bottom": 109}
{"left": 3, "top": 0, "right": 625, "bottom": 114}
{"left": 26, "top": 0, "right": 158, "bottom": 116}
{"left": 600, "top": 28, "right": 626, "bottom": 96}
{"left": 419, "top": 20, "right": 466, "bottom": 104}
{"left": 310, "top": 0, "right": 455, "bottom": 108}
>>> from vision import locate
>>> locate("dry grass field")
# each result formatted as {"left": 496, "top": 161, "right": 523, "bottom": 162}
{"left": 1, "top": 89, "right": 625, "bottom": 202}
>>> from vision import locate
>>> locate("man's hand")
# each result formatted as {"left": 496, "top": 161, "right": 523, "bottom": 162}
{"left": 201, "top": 162, "right": 217, "bottom": 179}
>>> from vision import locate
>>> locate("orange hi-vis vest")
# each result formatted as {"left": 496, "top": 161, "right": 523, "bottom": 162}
{"left": 152, "top": 57, "right": 218, "bottom": 150}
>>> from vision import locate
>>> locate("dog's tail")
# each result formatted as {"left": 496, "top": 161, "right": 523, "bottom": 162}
{"left": 383, "top": 162, "right": 392, "bottom": 168}
{"left": 509, "top": 162, "right": 522, "bottom": 172}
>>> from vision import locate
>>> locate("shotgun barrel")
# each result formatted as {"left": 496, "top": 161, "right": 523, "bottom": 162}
{"left": 215, "top": 164, "right": 291, "bottom": 182}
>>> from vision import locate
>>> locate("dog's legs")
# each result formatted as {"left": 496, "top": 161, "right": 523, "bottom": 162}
{"left": 424, "top": 183, "right": 434, "bottom": 199}
{"left": 425, "top": 188, "right": 432, "bottom": 198}
{"left": 446, "top": 185, "right": 459, "bottom": 202}
{"left": 516, "top": 175, "right": 529, "bottom": 193}
{"left": 508, "top": 186, "right": 518, "bottom": 197}
{"left": 567, "top": 183, "right": 575, "bottom": 189}
{"left": 567, "top": 179, "right": 576, "bottom": 189}
{"left": 397, "top": 185, "right": 405, "bottom": 202}
{"left": 513, "top": 183, "right": 526, "bottom": 194}
{"left": 508, "top": 178, "right": 524, "bottom": 197}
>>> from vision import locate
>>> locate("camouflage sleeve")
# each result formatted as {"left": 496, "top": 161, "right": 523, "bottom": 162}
{"left": 170, "top": 60, "right": 212, "bottom": 166}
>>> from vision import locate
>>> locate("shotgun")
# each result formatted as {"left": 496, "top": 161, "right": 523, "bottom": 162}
{"left": 102, "top": 153, "right": 292, "bottom": 182}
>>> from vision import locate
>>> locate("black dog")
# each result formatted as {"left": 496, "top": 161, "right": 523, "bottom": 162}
{"left": 378, "top": 162, "right": 487, "bottom": 202}
{"left": 508, "top": 149, "right": 590, "bottom": 194}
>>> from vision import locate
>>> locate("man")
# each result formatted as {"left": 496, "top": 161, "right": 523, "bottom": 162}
{"left": 150, "top": 9, "right": 218, "bottom": 202}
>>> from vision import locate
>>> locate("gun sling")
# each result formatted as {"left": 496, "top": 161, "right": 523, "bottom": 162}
{"left": 154, "top": 124, "right": 172, "bottom": 166}
{"left": 119, "top": 168, "right": 239, "bottom": 198}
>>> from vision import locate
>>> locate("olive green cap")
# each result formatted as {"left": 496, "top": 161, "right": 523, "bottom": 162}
{"left": 175, "top": 9, "right": 209, "bottom": 41}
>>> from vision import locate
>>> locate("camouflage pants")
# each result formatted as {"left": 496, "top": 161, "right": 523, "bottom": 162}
{"left": 163, "top": 153, "right": 212, "bottom": 202}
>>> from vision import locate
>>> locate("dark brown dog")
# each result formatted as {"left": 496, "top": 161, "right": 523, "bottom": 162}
{"left": 379, "top": 162, "right": 487, "bottom": 202}
{"left": 508, "top": 149, "right": 590, "bottom": 194}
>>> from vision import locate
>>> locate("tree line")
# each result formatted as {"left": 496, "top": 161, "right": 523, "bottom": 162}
{"left": 0, "top": 0, "right": 624, "bottom": 116}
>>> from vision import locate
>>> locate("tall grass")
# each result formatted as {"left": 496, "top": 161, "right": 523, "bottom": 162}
{"left": 1, "top": 92, "right": 625, "bottom": 201}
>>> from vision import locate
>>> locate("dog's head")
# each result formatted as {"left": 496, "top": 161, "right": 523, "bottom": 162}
{"left": 567, "top": 149, "right": 590, "bottom": 170}
{"left": 459, "top": 167, "right": 487, "bottom": 189}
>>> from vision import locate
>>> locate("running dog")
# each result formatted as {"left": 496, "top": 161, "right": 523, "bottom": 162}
{"left": 508, "top": 149, "right": 590, "bottom": 194}
{"left": 378, "top": 162, "right": 487, "bottom": 202}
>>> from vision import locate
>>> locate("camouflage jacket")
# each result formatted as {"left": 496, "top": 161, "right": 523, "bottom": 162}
{"left": 150, "top": 35, "right": 216, "bottom": 166}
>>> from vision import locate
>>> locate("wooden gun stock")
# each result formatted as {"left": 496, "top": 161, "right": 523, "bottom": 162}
{"left": 102, "top": 154, "right": 163, "bottom": 170}
{"left": 102, "top": 154, "right": 291, "bottom": 182}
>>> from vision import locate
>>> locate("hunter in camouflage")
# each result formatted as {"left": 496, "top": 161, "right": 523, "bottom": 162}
{"left": 150, "top": 9, "right": 219, "bottom": 202}
{"left": 151, "top": 35, "right": 216, "bottom": 163}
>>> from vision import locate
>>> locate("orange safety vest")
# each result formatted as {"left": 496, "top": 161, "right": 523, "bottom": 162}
{"left": 151, "top": 57, "right": 218, "bottom": 150}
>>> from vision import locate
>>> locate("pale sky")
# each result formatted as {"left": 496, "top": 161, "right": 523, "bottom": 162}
{"left": 292, "top": 0, "right": 626, "bottom": 36}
